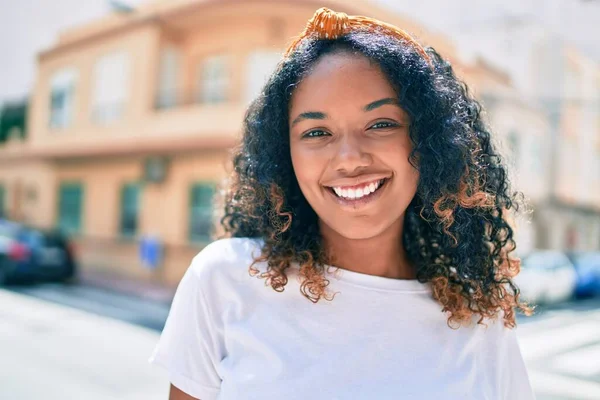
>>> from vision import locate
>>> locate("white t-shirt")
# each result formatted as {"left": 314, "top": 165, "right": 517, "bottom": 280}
{"left": 149, "top": 237, "right": 535, "bottom": 400}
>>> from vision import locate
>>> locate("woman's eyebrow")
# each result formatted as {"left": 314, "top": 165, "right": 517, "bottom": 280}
{"left": 364, "top": 97, "right": 400, "bottom": 111}
{"left": 291, "top": 98, "right": 401, "bottom": 126}
{"left": 291, "top": 111, "right": 327, "bottom": 127}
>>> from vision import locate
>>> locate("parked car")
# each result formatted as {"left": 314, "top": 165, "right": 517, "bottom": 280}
{"left": 513, "top": 250, "right": 577, "bottom": 305}
{"left": 0, "top": 221, "right": 77, "bottom": 285}
{"left": 565, "top": 251, "right": 600, "bottom": 298}
{"left": 0, "top": 220, "right": 25, "bottom": 284}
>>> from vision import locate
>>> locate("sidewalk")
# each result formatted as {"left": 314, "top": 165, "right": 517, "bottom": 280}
{"left": 77, "top": 268, "right": 176, "bottom": 305}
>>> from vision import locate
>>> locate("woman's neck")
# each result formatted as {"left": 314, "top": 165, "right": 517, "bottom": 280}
{"left": 319, "top": 217, "right": 417, "bottom": 280}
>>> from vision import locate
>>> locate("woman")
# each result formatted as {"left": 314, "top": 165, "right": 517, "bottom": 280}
{"left": 150, "top": 7, "right": 536, "bottom": 400}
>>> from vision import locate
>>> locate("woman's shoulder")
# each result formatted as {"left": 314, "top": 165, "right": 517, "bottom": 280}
{"left": 187, "top": 237, "right": 265, "bottom": 282}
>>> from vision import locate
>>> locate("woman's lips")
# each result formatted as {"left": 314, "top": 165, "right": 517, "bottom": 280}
{"left": 324, "top": 178, "right": 390, "bottom": 209}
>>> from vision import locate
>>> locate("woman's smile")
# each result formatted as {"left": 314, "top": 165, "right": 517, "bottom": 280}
{"left": 323, "top": 177, "right": 391, "bottom": 211}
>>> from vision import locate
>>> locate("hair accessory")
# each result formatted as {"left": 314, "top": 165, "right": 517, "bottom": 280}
{"left": 284, "top": 7, "right": 432, "bottom": 66}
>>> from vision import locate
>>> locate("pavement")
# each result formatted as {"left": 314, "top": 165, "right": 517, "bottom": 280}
{"left": 0, "top": 288, "right": 169, "bottom": 400}
{"left": 9, "top": 281, "right": 171, "bottom": 332}
{"left": 77, "top": 268, "right": 176, "bottom": 305}
{"left": 516, "top": 300, "right": 600, "bottom": 400}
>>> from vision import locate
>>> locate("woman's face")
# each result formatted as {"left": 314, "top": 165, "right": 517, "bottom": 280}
{"left": 289, "top": 51, "right": 419, "bottom": 240}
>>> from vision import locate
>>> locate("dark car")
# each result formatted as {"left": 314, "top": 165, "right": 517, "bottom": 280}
{"left": 566, "top": 251, "right": 600, "bottom": 298}
{"left": 0, "top": 221, "right": 77, "bottom": 285}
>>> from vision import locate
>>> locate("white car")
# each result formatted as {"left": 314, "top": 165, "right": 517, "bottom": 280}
{"left": 513, "top": 250, "right": 577, "bottom": 305}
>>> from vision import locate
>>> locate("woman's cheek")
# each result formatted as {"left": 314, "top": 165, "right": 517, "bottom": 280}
{"left": 291, "top": 154, "right": 324, "bottom": 203}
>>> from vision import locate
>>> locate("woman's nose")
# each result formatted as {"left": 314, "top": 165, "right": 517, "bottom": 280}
{"left": 332, "top": 135, "right": 373, "bottom": 174}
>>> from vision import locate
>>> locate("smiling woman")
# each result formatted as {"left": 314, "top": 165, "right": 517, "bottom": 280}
{"left": 149, "top": 7, "right": 536, "bottom": 400}
{"left": 289, "top": 54, "right": 419, "bottom": 265}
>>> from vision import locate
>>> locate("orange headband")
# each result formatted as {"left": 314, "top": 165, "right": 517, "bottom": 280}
{"left": 284, "top": 7, "right": 432, "bottom": 66}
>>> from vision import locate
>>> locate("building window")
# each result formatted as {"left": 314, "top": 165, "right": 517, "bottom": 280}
{"left": 0, "top": 100, "right": 28, "bottom": 142}
{"left": 92, "top": 51, "right": 131, "bottom": 124}
{"left": 563, "top": 138, "right": 577, "bottom": 178}
{"left": 530, "top": 138, "right": 543, "bottom": 174}
{"left": 245, "top": 50, "right": 281, "bottom": 103}
{"left": 196, "top": 55, "right": 229, "bottom": 104}
{"left": 564, "top": 63, "right": 582, "bottom": 100}
{"left": 120, "top": 183, "right": 140, "bottom": 237}
{"left": 507, "top": 130, "right": 519, "bottom": 169}
{"left": 0, "top": 184, "right": 6, "bottom": 218}
{"left": 189, "top": 183, "right": 215, "bottom": 242}
{"left": 49, "top": 68, "right": 77, "bottom": 129}
{"left": 58, "top": 183, "right": 83, "bottom": 234}
{"left": 156, "top": 46, "right": 181, "bottom": 109}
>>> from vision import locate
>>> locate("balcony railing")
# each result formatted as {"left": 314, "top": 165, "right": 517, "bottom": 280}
{"left": 154, "top": 89, "right": 229, "bottom": 110}
{"left": 91, "top": 102, "right": 125, "bottom": 124}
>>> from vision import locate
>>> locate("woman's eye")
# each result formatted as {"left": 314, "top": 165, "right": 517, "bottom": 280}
{"left": 303, "top": 130, "right": 329, "bottom": 138}
{"left": 370, "top": 121, "right": 398, "bottom": 130}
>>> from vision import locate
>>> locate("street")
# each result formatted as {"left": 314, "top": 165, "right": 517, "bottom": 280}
{"left": 0, "top": 285, "right": 170, "bottom": 400}
{"left": 8, "top": 282, "right": 171, "bottom": 332}
{"left": 1, "top": 283, "right": 600, "bottom": 399}
{"left": 516, "top": 298, "right": 600, "bottom": 400}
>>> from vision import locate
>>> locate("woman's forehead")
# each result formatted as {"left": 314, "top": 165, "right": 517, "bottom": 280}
{"left": 290, "top": 53, "right": 397, "bottom": 109}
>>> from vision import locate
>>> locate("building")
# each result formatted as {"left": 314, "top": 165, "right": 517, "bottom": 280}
{"left": 461, "top": 59, "right": 553, "bottom": 255}
{"left": 0, "top": 0, "right": 542, "bottom": 287}
{"left": 463, "top": 18, "right": 600, "bottom": 252}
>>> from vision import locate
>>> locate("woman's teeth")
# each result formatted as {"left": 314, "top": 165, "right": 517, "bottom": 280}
{"left": 331, "top": 179, "right": 385, "bottom": 200}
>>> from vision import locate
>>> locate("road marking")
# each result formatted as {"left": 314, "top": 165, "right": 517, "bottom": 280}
{"left": 550, "top": 342, "right": 600, "bottom": 378}
{"left": 529, "top": 370, "right": 600, "bottom": 400}
{"left": 0, "top": 288, "right": 159, "bottom": 336}
{"left": 518, "top": 320, "right": 600, "bottom": 360}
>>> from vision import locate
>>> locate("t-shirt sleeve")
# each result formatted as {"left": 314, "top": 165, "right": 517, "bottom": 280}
{"left": 148, "top": 251, "right": 224, "bottom": 400}
{"left": 501, "top": 322, "right": 536, "bottom": 400}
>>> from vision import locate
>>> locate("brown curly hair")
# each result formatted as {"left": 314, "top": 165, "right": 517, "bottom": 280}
{"left": 218, "top": 30, "right": 536, "bottom": 330}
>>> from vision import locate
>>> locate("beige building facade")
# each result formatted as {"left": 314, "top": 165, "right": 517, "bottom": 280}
{"left": 0, "top": 0, "right": 548, "bottom": 287}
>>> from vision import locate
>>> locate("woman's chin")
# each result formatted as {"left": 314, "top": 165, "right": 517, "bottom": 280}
{"left": 319, "top": 220, "right": 388, "bottom": 241}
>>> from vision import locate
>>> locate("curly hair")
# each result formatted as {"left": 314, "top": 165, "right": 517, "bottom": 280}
{"left": 219, "top": 30, "right": 536, "bottom": 330}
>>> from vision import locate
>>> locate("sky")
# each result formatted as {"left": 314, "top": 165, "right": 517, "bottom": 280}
{"left": 0, "top": 0, "right": 145, "bottom": 103}
{"left": 0, "top": 0, "right": 598, "bottom": 105}
{"left": 374, "top": 0, "right": 600, "bottom": 61}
